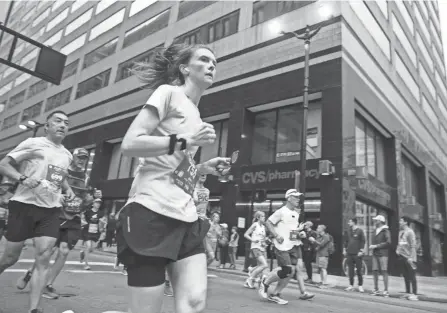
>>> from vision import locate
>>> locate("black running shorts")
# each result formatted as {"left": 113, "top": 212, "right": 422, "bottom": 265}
{"left": 56, "top": 217, "right": 81, "bottom": 250}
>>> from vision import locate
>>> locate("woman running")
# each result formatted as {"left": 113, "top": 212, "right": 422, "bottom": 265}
{"left": 244, "top": 211, "right": 269, "bottom": 289}
{"left": 205, "top": 212, "right": 222, "bottom": 266}
{"left": 104, "top": 42, "right": 230, "bottom": 313}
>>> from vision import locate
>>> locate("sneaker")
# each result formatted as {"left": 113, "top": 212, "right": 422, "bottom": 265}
{"left": 122, "top": 269, "right": 127, "bottom": 276}
{"left": 84, "top": 265, "right": 91, "bottom": 271}
{"left": 299, "top": 292, "right": 315, "bottom": 300}
{"left": 382, "top": 291, "right": 390, "bottom": 298}
{"left": 345, "top": 286, "right": 354, "bottom": 292}
{"left": 268, "top": 294, "right": 288, "bottom": 305}
{"left": 30, "top": 309, "right": 43, "bottom": 313}
{"left": 371, "top": 290, "right": 381, "bottom": 296}
{"left": 319, "top": 283, "right": 329, "bottom": 289}
{"left": 245, "top": 278, "right": 255, "bottom": 289}
{"left": 258, "top": 278, "right": 269, "bottom": 299}
{"left": 164, "top": 283, "right": 174, "bottom": 297}
{"left": 407, "top": 294, "right": 419, "bottom": 301}
{"left": 80, "top": 251, "right": 85, "bottom": 263}
{"left": 247, "top": 266, "right": 254, "bottom": 276}
{"left": 358, "top": 286, "right": 365, "bottom": 293}
{"left": 304, "top": 278, "right": 313, "bottom": 284}
{"left": 42, "top": 285, "right": 59, "bottom": 300}
{"left": 16, "top": 270, "right": 32, "bottom": 290}
{"left": 400, "top": 293, "right": 410, "bottom": 299}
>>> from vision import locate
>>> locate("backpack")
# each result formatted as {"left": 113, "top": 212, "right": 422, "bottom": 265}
{"left": 327, "top": 234, "right": 335, "bottom": 255}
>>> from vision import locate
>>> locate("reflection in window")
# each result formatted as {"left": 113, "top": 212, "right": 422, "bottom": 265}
{"left": 8, "top": 90, "right": 26, "bottom": 109}
{"left": 1, "top": 113, "right": 20, "bottom": 130}
{"left": 61, "top": 33, "right": 87, "bottom": 55}
{"left": 200, "top": 120, "right": 228, "bottom": 162}
{"left": 44, "top": 30, "right": 64, "bottom": 47}
{"left": 65, "top": 8, "right": 93, "bottom": 36}
{"left": 123, "top": 10, "right": 170, "bottom": 48}
{"left": 422, "top": 95, "right": 439, "bottom": 129}
{"left": 349, "top": 0, "right": 390, "bottom": 60}
{"left": 95, "top": 0, "right": 118, "bottom": 15}
{"left": 252, "top": 1, "right": 315, "bottom": 25}
{"left": 392, "top": 14, "right": 416, "bottom": 67}
{"left": 395, "top": 51, "right": 419, "bottom": 101}
{"left": 28, "top": 80, "right": 48, "bottom": 99}
{"left": 47, "top": 7, "right": 69, "bottom": 32}
{"left": 129, "top": 0, "right": 157, "bottom": 17}
{"left": 76, "top": 69, "right": 111, "bottom": 99}
{"left": 89, "top": 8, "right": 125, "bottom": 41}
{"left": 32, "top": 7, "right": 50, "bottom": 27}
{"left": 61, "top": 59, "right": 79, "bottom": 80}
{"left": 355, "top": 201, "right": 387, "bottom": 256}
{"left": 22, "top": 102, "right": 43, "bottom": 121}
{"left": 251, "top": 103, "right": 322, "bottom": 164}
{"left": 45, "top": 88, "right": 72, "bottom": 112}
{"left": 83, "top": 38, "right": 118, "bottom": 69}
{"left": 355, "top": 115, "right": 386, "bottom": 181}
{"left": 178, "top": 1, "right": 216, "bottom": 20}
{"left": 115, "top": 47, "right": 159, "bottom": 82}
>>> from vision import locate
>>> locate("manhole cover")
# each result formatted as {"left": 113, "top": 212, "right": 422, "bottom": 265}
{"left": 59, "top": 293, "right": 77, "bottom": 297}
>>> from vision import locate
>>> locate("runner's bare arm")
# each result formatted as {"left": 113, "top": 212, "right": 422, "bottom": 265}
{"left": 61, "top": 179, "right": 76, "bottom": 200}
{"left": 244, "top": 224, "right": 257, "bottom": 242}
{"left": 0, "top": 156, "right": 22, "bottom": 181}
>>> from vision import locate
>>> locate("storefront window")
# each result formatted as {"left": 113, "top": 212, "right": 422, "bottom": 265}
{"left": 431, "top": 230, "right": 444, "bottom": 275}
{"left": 355, "top": 200, "right": 388, "bottom": 255}
{"left": 401, "top": 156, "right": 420, "bottom": 201}
{"left": 410, "top": 222, "right": 424, "bottom": 258}
{"left": 199, "top": 120, "right": 228, "bottom": 162}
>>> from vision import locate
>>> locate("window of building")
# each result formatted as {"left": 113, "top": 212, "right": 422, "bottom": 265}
{"left": 417, "top": 1, "right": 428, "bottom": 19}
{"left": 129, "top": 0, "right": 157, "bottom": 17}
{"left": 431, "top": 230, "right": 444, "bottom": 276}
{"left": 95, "top": 0, "right": 118, "bottom": 15}
{"left": 395, "top": 51, "right": 419, "bottom": 101}
{"left": 349, "top": 0, "right": 391, "bottom": 60}
{"left": 22, "top": 7, "right": 35, "bottom": 23}
{"left": 44, "top": 30, "right": 63, "bottom": 48}
{"left": 3, "top": 67, "right": 16, "bottom": 79}
{"left": 375, "top": 0, "right": 388, "bottom": 19}
{"left": 394, "top": 0, "right": 414, "bottom": 35}
{"left": 61, "top": 59, "right": 79, "bottom": 80}
{"left": 31, "top": 25, "right": 46, "bottom": 40}
{"left": 20, "top": 48, "right": 39, "bottom": 67}
{"left": 61, "top": 33, "right": 86, "bottom": 55}
{"left": 428, "top": 4, "right": 441, "bottom": 32}
{"left": 429, "top": 180, "right": 443, "bottom": 216}
{"left": 83, "top": 38, "right": 118, "bottom": 69}
{"left": 252, "top": 1, "right": 315, "bottom": 26}
{"left": 89, "top": 8, "right": 125, "bottom": 41}
{"left": 392, "top": 14, "right": 416, "bottom": 67}
{"left": 416, "top": 31, "right": 433, "bottom": 71}
{"left": 28, "top": 80, "right": 48, "bottom": 99}
{"left": 0, "top": 82, "right": 13, "bottom": 97}
{"left": 15, "top": 73, "right": 31, "bottom": 87}
{"left": 199, "top": 120, "right": 228, "bottom": 162}
{"left": 430, "top": 20, "right": 442, "bottom": 52}
{"left": 32, "top": 7, "right": 50, "bottom": 27}
{"left": 432, "top": 46, "right": 445, "bottom": 77}
{"left": 115, "top": 47, "right": 158, "bottom": 82}
{"left": 52, "top": 0, "right": 68, "bottom": 12}
{"left": 251, "top": 103, "right": 322, "bottom": 164}
{"left": 47, "top": 7, "right": 69, "bottom": 32}
{"left": 8, "top": 90, "right": 26, "bottom": 109}
{"left": 107, "top": 142, "right": 139, "bottom": 179}
{"left": 45, "top": 88, "right": 72, "bottom": 112}
{"left": 123, "top": 10, "right": 170, "bottom": 48}
{"left": 76, "top": 69, "right": 111, "bottom": 99}
{"left": 71, "top": 0, "right": 89, "bottom": 13}
{"left": 22, "top": 102, "right": 43, "bottom": 122}
{"left": 413, "top": 4, "right": 430, "bottom": 44}
{"left": 401, "top": 155, "right": 420, "bottom": 201}
{"left": 355, "top": 201, "right": 388, "bottom": 256}
{"left": 1, "top": 113, "right": 20, "bottom": 130}
{"left": 422, "top": 95, "right": 439, "bottom": 129}
{"left": 65, "top": 8, "right": 93, "bottom": 36}
{"left": 435, "top": 70, "right": 447, "bottom": 100}
{"left": 177, "top": 0, "right": 216, "bottom": 20}
{"left": 177, "top": 10, "right": 239, "bottom": 45}
{"left": 419, "top": 62, "right": 436, "bottom": 100}
{"left": 355, "top": 115, "right": 386, "bottom": 181}
{"left": 439, "top": 101, "right": 447, "bottom": 122}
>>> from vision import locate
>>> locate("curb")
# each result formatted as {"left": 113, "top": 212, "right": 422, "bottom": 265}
{"left": 207, "top": 268, "right": 447, "bottom": 304}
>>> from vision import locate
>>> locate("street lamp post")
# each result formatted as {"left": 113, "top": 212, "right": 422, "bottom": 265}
{"left": 19, "top": 120, "right": 44, "bottom": 137}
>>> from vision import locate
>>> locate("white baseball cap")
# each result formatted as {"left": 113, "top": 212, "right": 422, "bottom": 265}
{"left": 372, "top": 215, "right": 386, "bottom": 223}
{"left": 285, "top": 189, "right": 303, "bottom": 199}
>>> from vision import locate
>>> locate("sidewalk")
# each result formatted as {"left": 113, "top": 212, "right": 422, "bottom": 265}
{"left": 67, "top": 244, "right": 447, "bottom": 304}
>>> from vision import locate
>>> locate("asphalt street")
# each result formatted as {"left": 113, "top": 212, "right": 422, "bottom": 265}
{"left": 0, "top": 247, "right": 446, "bottom": 313}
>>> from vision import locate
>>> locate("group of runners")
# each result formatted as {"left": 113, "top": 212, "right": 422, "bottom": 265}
{"left": 0, "top": 42, "right": 325, "bottom": 313}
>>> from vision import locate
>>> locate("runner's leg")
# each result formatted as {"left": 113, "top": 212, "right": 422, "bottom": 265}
{"left": 85, "top": 240, "right": 92, "bottom": 268}
{"left": 46, "top": 242, "right": 70, "bottom": 286}
{"left": 0, "top": 240, "right": 24, "bottom": 274}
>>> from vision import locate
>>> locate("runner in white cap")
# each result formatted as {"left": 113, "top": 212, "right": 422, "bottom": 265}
{"left": 258, "top": 189, "right": 314, "bottom": 304}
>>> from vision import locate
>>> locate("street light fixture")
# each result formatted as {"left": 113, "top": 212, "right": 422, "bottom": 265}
{"left": 269, "top": 6, "right": 333, "bottom": 216}
{"left": 18, "top": 120, "right": 44, "bottom": 137}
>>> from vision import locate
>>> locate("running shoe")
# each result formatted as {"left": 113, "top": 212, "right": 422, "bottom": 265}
{"left": 299, "top": 292, "right": 315, "bottom": 300}
{"left": 382, "top": 291, "right": 390, "bottom": 298}
{"left": 371, "top": 290, "right": 381, "bottom": 296}
{"left": 407, "top": 294, "right": 418, "bottom": 301}
{"left": 30, "top": 309, "right": 43, "bottom": 313}
{"left": 345, "top": 286, "right": 354, "bottom": 292}
{"left": 400, "top": 293, "right": 410, "bottom": 299}
{"left": 16, "top": 270, "right": 32, "bottom": 290}
{"left": 42, "top": 285, "right": 59, "bottom": 299}
{"left": 80, "top": 251, "right": 85, "bottom": 263}
{"left": 244, "top": 278, "right": 255, "bottom": 289}
{"left": 84, "top": 265, "right": 91, "bottom": 271}
{"left": 358, "top": 286, "right": 365, "bottom": 293}
{"left": 122, "top": 269, "right": 127, "bottom": 276}
{"left": 247, "top": 266, "right": 254, "bottom": 276}
{"left": 268, "top": 294, "right": 288, "bottom": 305}
{"left": 258, "top": 278, "right": 269, "bottom": 299}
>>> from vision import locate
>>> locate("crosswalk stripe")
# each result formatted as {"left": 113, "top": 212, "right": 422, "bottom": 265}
{"left": 5, "top": 269, "right": 123, "bottom": 274}
{"left": 17, "top": 259, "right": 114, "bottom": 266}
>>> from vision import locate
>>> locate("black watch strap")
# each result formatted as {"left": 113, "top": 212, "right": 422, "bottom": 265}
{"left": 19, "top": 175, "right": 28, "bottom": 183}
{"left": 168, "top": 135, "right": 177, "bottom": 155}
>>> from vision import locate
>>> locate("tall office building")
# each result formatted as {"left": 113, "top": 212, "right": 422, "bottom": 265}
{"left": 0, "top": 0, "right": 446, "bottom": 276}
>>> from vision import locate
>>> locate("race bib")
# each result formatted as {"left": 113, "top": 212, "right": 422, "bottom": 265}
{"left": 289, "top": 230, "right": 299, "bottom": 241}
{"left": 172, "top": 152, "right": 199, "bottom": 196}
{"left": 196, "top": 191, "right": 209, "bottom": 203}
{"left": 64, "top": 196, "right": 83, "bottom": 214}
{"left": 46, "top": 165, "right": 67, "bottom": 187}
{"left": 88, "top": 223, "right": 98, "bottom": 233}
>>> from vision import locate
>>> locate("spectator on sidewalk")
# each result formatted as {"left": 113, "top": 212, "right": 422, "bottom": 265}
{"left": 218, "top": 223, "right": 230, "bottom": 269}
{"left": 228, "top": 226, "right": 239, "bottom": 270}
{"left": 344, "top": 218, "right": 365, "bottom": 293}
{"left": 301, "top": 221, "right": 317, "bottom": 283}
{"left": 309, "top": 225, "right": 331, "bottom": 288}
{"left": 106, "top": 212, "right": 117, "bottom": 248}
{"left": 396, "top": 217, "right": 418, "bottom": 301}
{"left": 369, "top": 215, "right": 391, "bottom": 297}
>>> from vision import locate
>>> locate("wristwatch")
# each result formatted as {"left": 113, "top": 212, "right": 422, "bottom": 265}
{"left": 19, "top": 175, "right": 28, "bottom": 184}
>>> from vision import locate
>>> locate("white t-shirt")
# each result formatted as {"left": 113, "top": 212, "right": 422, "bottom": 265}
{"left": 268, "top": 205, "right": 302, "bottom": 251}
{"left": 126, "top": 85, "right": 203, "bottom": 222}
{"left": 7, "top": 137, "right": 72, "bottom": 208}
{"left": 193, "top": 186, "right": 209, "bottom": 218}
{"left": 250, "top": 222, "right": 267, "bottom": 251}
